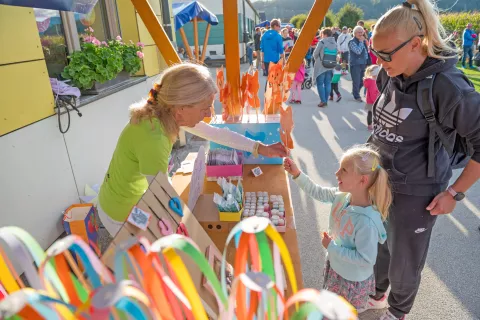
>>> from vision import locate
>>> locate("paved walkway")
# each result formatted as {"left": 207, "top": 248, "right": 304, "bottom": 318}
{"left": 173, "top": 64, "right": 480, "bottom": 319}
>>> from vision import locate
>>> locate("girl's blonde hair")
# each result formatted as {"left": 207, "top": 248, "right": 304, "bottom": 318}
{"left": 130, "top": 63, "right": 217, "bottom": 142}
{"left": 374, "top": 0, "right": 457, "bottom": 60}
{"left": 342, "top": 145, "right": 392, "bottom": 221}
{"left": 364, "top": 64, "right": 380, "bottom": 80}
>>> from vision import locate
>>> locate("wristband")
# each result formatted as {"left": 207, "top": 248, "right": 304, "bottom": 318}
{"left": 253, "top": 142, "right": 261, "bottom": 158}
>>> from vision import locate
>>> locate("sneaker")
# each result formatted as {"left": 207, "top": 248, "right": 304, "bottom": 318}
{"left": 368, "top": 125, "right": 373, "bottom": 131}
{"left": 329, "top": 96, "right": 333, "bottom": 101}
{"left": 336, "top": 95, "right": 342, "bottom": 102}
{"left": 355, "top": 98, "right": 363, "bottom": 102}
{"left": 318, "top": 102, "right": 327, "bottom": 108}
{"left": 358, "top": 295, "right": 388, "bottom": 313}
{"left": 296, "top": 100, "right": 302, "bottom": 104}
{"left": 378, "top": 310, "right": 406, "bottom": 320}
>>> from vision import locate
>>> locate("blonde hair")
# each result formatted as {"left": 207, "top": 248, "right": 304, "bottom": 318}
{"left": 341, "top": 145, "right": 392, "bottom": 221}
{"left": 364, "top": 64, "right": 380, "bottom": 80}
{"left": 374, "top": 0, "right": 457, "bottom": 60}
{"left": 130, "top": 63, "right": 217, "bottom": 142}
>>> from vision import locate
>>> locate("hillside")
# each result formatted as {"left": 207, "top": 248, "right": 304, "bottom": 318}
{"left": 252, "top": 0, "right": 480, "bottom": 21}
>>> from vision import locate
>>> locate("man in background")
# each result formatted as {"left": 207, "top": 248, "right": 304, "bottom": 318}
{"left": 260, "top": 18, "right": 284, "bottom": 81}
{"left": 254, "top": 27, "right": 262, "bottom": 70}
{"left": 337, "top": 26, "right": 352, "bottom": 70}
{"left": 462, "top": 23, "right": 476, "bottom": 69}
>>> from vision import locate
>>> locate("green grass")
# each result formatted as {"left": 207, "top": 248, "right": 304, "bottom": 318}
{"left": 457, "top": 63, "right": 480, "bottom": 92}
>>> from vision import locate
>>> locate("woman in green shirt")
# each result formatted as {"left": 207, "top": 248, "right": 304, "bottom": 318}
{"left": 98, "top": 63, "right": 288, "bottom": 236}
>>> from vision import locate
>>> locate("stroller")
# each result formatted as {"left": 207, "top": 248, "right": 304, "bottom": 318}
{"left": 301, "top": 65, "right": 313, "bottom": 90}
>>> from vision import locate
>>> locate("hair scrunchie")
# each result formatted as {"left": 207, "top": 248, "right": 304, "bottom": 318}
{"left": 147, "top": 84, "right": 162, "bottom": 105}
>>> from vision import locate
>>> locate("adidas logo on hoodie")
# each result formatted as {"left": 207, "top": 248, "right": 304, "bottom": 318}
{"left": 373, "top": 91, "right": 413, "bottom": 143}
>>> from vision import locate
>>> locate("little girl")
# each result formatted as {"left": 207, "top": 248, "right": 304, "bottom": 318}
{"left": 283, "top": 145, "right": 392, "bottom": 311}
{"left": 363, "top": 65, "right": 381, "bottom": 131}
{"left": 329, "top": 64, "right": 342, "bottom": 102}
{"left": 290, "top": 59, "right": 306, "bottom": 104}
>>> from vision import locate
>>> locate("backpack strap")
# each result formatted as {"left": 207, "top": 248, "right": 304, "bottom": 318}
{"left": 416, "top": 74, "right": 455, "bottom": 177}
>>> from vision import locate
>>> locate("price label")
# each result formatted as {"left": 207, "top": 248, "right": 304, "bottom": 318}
{"left": 127, "top": 206, "right": 151, "bottom": 231}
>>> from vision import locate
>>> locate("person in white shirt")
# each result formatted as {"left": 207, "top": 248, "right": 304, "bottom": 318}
{"left": 337, "top": 26, "right": 353, "bottom": 65}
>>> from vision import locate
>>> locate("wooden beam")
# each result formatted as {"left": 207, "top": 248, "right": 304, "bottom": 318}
{"left": 287, "top": 0, "right": 332, "bottom": 73}
{"left": 222, "top": 0, "right": 241, "bottom": 115}
{"left": 130, "top": 0, "right": 180, "bottom": 66}
{"left": 200, "top": 24, "right": 212, "bottom": 63}
{"left": 193, "top": 17, "right": 200, "bottom": 61}
{"left": 179, "top": 28, "right": 194, "bottom": 60}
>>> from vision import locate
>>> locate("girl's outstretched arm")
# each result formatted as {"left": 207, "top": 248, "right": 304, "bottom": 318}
{"left": 284, "top": 157, "right": 337, "bottom": 203}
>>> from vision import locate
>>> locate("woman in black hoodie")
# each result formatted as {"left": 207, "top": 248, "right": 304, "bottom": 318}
{"left": 361, "top": 0, "right": 480, "bottom": 319}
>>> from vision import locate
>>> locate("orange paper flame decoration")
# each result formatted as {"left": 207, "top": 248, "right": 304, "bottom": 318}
{"left": 264, "top": 59, "right": 294, "bottom": 115}
{"left": 280, "top": 105, "right": 294, "bottom": 149}
{"left": 216, "top": 66, "right": 244, "bottom": 119}
{"left": 247, "top": 70, "right": 261, "bottom": 110}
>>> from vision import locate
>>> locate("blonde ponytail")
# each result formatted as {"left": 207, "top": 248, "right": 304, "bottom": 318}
{"left": 342, "top": 145, "right": 393, "bottom": 221}
{"left": 374, "top": 0, "right": 457, "bottom": 60}
{"left": 367, "top": 167, "right": 392, "bottom": 221}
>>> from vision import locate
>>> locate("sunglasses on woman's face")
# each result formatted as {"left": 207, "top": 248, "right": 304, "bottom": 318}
{"left": 369, "top": 35, "right": 424, "bottom": 62}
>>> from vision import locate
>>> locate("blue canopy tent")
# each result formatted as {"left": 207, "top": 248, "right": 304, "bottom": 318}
{"left": 255, "top": 21, "right": 270, "bottom": 28}
{"left": 172, "top": 1, "right": 218, "bottom": 62}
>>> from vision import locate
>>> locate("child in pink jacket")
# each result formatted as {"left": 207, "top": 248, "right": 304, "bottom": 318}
{"left": 363, "top": 65, "right": 380, "bottom": 131}
{"left": 290, "top": 60, "right": 306, "bottom": 104}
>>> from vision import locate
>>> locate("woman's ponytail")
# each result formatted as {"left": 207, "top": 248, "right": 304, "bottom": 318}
{"left": 375, "top": 0, "right": 457, "bottom": 60}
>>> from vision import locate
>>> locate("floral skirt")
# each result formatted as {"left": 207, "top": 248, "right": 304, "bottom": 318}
{"left": 323, "top": 260, "right": 375, "bottom": 310}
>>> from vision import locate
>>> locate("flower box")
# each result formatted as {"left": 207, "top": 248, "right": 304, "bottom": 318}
{"left": 81, "top": 71, "right": 130, "bottom": 95}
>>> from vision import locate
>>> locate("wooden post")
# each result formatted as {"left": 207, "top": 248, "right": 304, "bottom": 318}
{"left": 130, "top": 0, "right": 180, "bottom": 65}
{"left": 193, "top": 17, "right": 200, "bottom": 61}
{"left": 179, "top": 28, "right": 194, "bottom": 60}
{"left": 287, "top": 0, "right": 332, "bottom": 73}
{"left": 222, "top": 0, "right": 241, "bottom": 115}
{"left": 200, "top": 24, "right": 211, "bottom": 63}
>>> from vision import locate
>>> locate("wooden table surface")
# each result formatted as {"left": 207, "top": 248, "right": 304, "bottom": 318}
{"left": 172, "top": 161, "right": 304, "bottom": 295}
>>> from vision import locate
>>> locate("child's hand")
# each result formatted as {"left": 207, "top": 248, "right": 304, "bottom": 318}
{"left": 283, "top": 158, "right": 301, "bottom": 178}
{"left": 322, "top": 232, "right": 332, "bottom": 249}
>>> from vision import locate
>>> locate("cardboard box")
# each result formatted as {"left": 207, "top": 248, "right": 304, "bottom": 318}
{"left": 209, "top": 114, "right": 282, "bottom": 165}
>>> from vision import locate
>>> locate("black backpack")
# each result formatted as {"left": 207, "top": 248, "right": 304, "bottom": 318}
{"left": 320, "top": 40, "right": 338, "bottom": 69}
{"left": 416, "top": 74, "right": 474, "bottom": 177}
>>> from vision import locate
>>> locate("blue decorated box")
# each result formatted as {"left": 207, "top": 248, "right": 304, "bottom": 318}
{"left": 209, "top": 114, "right": 282, "bottom": 165}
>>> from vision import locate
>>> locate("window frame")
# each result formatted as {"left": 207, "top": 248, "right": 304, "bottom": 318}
{"left": 58, "top": 0, "right": 121, "bottom": 54}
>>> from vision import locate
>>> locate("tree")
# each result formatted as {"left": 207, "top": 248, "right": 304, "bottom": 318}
{"left": 330, "top": 3, "right": 363, "bottom": 28}
{"left": 325, "top": 10, "right": 336, "bottom": 27}
{"left": 290, "top": 13, "right": 307, "bottom": 29}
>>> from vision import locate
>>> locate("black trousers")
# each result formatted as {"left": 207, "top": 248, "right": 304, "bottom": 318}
{"left": 367, "top": 111, "right": 373, "bottom": 125}
{"left": 330, "top": 82, "right": 340, "bottom": 98}
{"left": 374, "top": 192, "right": 439, "bottom": 318}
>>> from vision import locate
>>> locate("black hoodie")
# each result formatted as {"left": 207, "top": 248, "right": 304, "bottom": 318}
{"left": 369, "top": 56, "right": 480, "bottom": 196}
